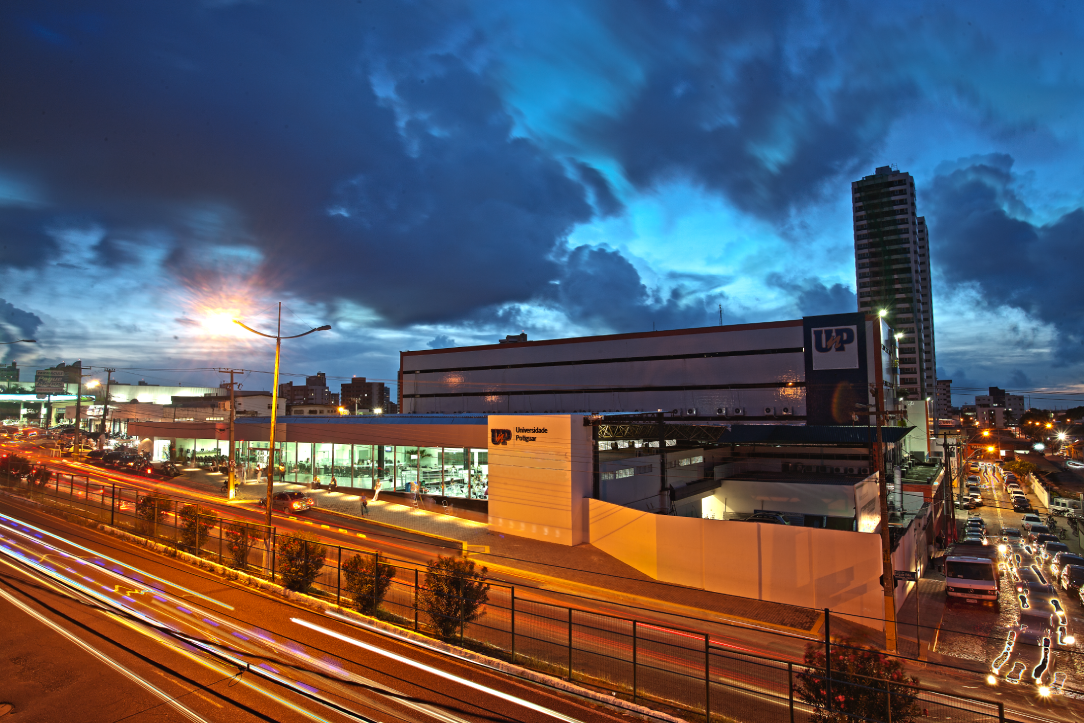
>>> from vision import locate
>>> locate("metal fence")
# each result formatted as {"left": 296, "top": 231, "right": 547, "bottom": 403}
{"left": 0, "top": 462, "right": 1017, "bottom": 723}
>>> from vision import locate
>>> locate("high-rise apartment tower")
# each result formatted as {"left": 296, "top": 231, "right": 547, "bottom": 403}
{"left": 853, "top": 166, "right": 936, "bottom": 402}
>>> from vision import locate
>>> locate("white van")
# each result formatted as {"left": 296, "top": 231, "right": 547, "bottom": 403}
{"left": 1050, "top": 497, "right": 1082, "bottom": 516}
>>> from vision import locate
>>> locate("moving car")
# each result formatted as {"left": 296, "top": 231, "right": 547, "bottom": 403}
{"left": 993, "top": 608, "right": 1067, "bottom": 693}
{"left": 1039, "top": 541, "right": 1070, "bottom": 563}
{"left": 1051, "top": 553, "right": 1084, "bottom": 580}
{"left": 1065, "top": 565, "right": 1084, "bottom": 594}
{"left": 258, "top": 491, "right": 316, "bottom": 513}
{"left": 1021, "top": 514, "right": 1043, "bottom": 528}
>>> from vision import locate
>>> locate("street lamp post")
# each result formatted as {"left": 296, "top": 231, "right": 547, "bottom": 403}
{"left": 233, "top": 302, "right": 330, "bottom": 528}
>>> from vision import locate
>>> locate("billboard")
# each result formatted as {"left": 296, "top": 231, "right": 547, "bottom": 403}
{"left": 810, "top": 325, "right": 859, "bottom": 370}
{"left": 803, "top": 313, "right": 869, "bottom": 425}
{"left": 34, "top": 369, "right": 66, "bottom": 396}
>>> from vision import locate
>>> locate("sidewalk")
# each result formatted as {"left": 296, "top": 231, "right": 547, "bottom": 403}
{"left": 894, "top": 554, "right": 947, "bottom": 660}
{"left": 168, "top": 467, "right": 824, "bottom": 633}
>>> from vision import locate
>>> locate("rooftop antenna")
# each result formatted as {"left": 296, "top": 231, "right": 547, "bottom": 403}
{"left": 719, "top": 304, "right": 723, "bottom": 326}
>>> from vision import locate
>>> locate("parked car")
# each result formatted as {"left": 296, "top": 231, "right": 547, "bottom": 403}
{"left": 746, "top": 512, "right": 789, "bottom": 525}
{"left": 258, "top": 491, "right": 315, "bottom": 513}
{"left": 1012, "top": 498, "right": 1032, "bottom": 513}
{"left": 1051, "top": 553, "right": 1084, "bottom": 579}
{"left": 1063, "top": 564, "right": 1084, "bottom": 594}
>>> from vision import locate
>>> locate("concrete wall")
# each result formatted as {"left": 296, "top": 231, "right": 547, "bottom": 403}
{"left": 487, "top": 415, "right": 593, "bottom": 545}
{"left": 588, "top": 498, "right": 885, "bottom": 629}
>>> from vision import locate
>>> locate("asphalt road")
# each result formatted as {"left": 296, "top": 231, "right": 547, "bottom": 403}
{"left": 5, "top": 439, "right": 1084, "bottom": 722}
{"left": 0, "top": 501, "right": 652, "bottom": 723}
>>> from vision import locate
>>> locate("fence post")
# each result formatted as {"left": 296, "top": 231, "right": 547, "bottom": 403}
{"left": 372, "top": 552, "right": 379, "bottom": 613}
{"left": 886, "top": 682, "right": 892, "bottom": 723}
{"left": 632, "top": 620, "right": 638, "bottom": 704}
{"left": 824, "top": 607, "right": 832, "bottom": 712}
{"left": 110, "top": 484, "right": 116, "bottom": 527}
{"left": 271, "top": 529, "right": 277, "bottom": 583}
{"left": 336, "top": 546, "right": 342, "bottom": 606}
{"left": 510, "top": 587, "right": 516, "bottom": 663}
{"left": 787, "top": 661, "right": 795, "bottom": 723}
{"left": 998, "top": 702, "right": 1004, "bottom": 723}
{"left": 414, "top": 568, "right": 419, "bottom": 631}
{"left": 704, "top": 632, "right": 711, "bottom": 722}
{"left": 218, "top": 520, "right": 223, "bottom": 565}
{"left": 568, "top": 607, "right": 573, "bottom": 681}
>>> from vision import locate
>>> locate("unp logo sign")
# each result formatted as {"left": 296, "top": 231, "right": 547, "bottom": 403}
{"left": 811, "top": 325, "right": 859, "bottom": 370}
{"left": 491, "top": 429, "right": 512, "bottom": 445}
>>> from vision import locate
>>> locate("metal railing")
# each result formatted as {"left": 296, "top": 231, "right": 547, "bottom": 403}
{"left": 0, "top": 464, "right": 1020, "bottom": 722}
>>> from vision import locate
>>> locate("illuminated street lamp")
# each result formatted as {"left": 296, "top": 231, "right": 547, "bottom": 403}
{"left": 233, "top": 302, "right": 330, "bottom": 528}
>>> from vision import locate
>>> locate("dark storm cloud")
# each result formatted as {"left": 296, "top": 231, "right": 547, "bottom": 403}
{"left": 0, "top": 1, "right": 595, "bottom": 325}
{"left": 579, "top": 1, "right": 921, "bottom": 222}
{"left": 928, "top": 155, "right": 1084, "bottom": 362}
{"left": 553, "top": 245, "right": 720, "bottom": 332}
{"left": 0, "top": 208, "right": 60, "bottom": 268}
{"left": 0, "top": 297, "right": 43, "bottom": 342}
{"left": 766, "top": 274, "right": 857, "bottom": 317}
{"left": 571, "top": 161, "right": 625, "bottom": 217}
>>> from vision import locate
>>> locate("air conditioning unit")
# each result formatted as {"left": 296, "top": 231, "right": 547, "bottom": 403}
{"left": 817, "top": 465, "right": 829, "bottom": 474}
{"left": 764, "top": 407, "right": 776, "bottom": 416}
{"left": 833, "top": 466, "right": 844, "bottom": 474}
{"left": 687, "top": 408, "right": 697, "bottom": 416}
{"left": 716, "top": 407, "right": 727, "bottom": 416}
{"left": 732, "top": 407, "right": 745, "bottom": 416}
{"left": 671, "top": 408, "right": 680, "bottom": 416}
{"left": 860, "top": 467, "right": 870, "bottom": 475}
{"left": 781, "top": 463, "right": 792, "bottom": 472}
{"left": 781, "top": 407, "right": 793, "bottom": 415}
{"left": 846, "top": 467, "right": 856, "bottom": 475}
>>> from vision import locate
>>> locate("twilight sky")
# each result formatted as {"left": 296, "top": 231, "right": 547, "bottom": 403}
{"left": 2, "top": 1, "right": 1083, "bottom": 406}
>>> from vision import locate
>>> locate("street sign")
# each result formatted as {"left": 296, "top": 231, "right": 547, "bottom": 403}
{"left": 34, "top": 369, "right": 66, "bottom": 396}
{"left": 893, "top": 570, "right": 918, "bottom": 582}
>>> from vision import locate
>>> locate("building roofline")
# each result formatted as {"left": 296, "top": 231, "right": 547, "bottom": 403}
{"left": 401, "top": 319, "right": 805, "bottom": 358}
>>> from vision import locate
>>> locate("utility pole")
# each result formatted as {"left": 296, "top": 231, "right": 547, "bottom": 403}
{"left": 215, "top": 368, "right": 243, "bottom": 499}
{"left": 871, "top": 319, "right": 898, "bottom": 654}
{"left": 98, "top": 368, "right": 115, "bottom": 449}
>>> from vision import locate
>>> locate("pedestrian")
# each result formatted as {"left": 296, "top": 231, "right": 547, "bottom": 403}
{"left": 330, "top": 475, "right": 338, "bottom": 489}
{"left": 360, "top": 495, "right": 369, "bottom": 517}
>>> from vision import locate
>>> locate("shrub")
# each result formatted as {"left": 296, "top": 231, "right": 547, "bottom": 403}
{"left": 277, "top": 531, "right": 325, "bottom": 592}
{"left": 796, "top": 639, "right": 920, "bottom": 723}
{"left": 223, "top": 521, "right": 259, "bottom": 570}
{"left": 135, "top": 493, "right": 173, "bottom": 536}
{"left": 419, "top": 556, "right": 490, "bottom": 641}
{"left": 178, "top": 504, "right": 218, "bottom": 552}
{"left": 342, "top": 552, "right": 395, "bottom": 615}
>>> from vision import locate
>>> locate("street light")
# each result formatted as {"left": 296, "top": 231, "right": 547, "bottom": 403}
{"left": 233, "top": 302, "right": 331, "bottom": 528}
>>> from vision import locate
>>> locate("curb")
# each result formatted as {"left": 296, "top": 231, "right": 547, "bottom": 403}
{"left": 230, "top": 497, "right": 469, "bottom": 552}
{"left": 0, "top": 489, "right": 681, "bottom": 723}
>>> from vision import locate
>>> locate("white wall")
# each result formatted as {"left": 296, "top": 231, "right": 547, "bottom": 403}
{"left": 487, "top": 415, "right": 593, "bottom": 545}
{"left": 588, "top": 499, "right": 885, "bottom": 630}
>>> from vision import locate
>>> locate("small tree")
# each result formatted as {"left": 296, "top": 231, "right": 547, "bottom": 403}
{"left": 419, "top": 556, "right": 490, "bottom": 641}
{"left": 178, "top": 504, "right": 218, "bottom": 553}
{"left": 277, "top": 531, "right": 325, "bottom": 592}
{"left": 1004, "top": 459, "right": 1036, "bottom": 479}
{"left": 223, "top": 521, "right": 258, "bottom": 570}
{"left": 135, "top": 493, "right": 173, "bottom": 537}
{"left": 796, "top": 639, "right": 920, "bottom": 723}
{"left": 342, "top": 552, "right": 395, "bottom": 615}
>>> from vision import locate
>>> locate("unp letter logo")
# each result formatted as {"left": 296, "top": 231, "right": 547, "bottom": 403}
{"left": 810, "top": 325, "right": 859, "bottom": 370}
{"left": 491, "top": 429, "right": 512, "bottom": 445}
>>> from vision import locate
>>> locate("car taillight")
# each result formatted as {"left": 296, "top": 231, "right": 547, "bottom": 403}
{"left": 146, "top": 467, "right": 152, "bottom": 474}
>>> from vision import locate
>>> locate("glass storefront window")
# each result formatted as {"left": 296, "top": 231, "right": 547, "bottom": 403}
{"left": 351, "top": 444, "right": 374, "bottom": 489}
{"left": 333, "top": 444, "right": 351, "bottom": 485}
{"left": 313, "top": 443, "right": 333, "bottom": 483}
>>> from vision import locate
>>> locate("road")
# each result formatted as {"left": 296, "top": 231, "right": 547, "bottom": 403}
{"left": 5, "top": 439, "right": 1084, "bottom": 722}
{"left": 0, "top": 501, "right": 651, "bottom": 723}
